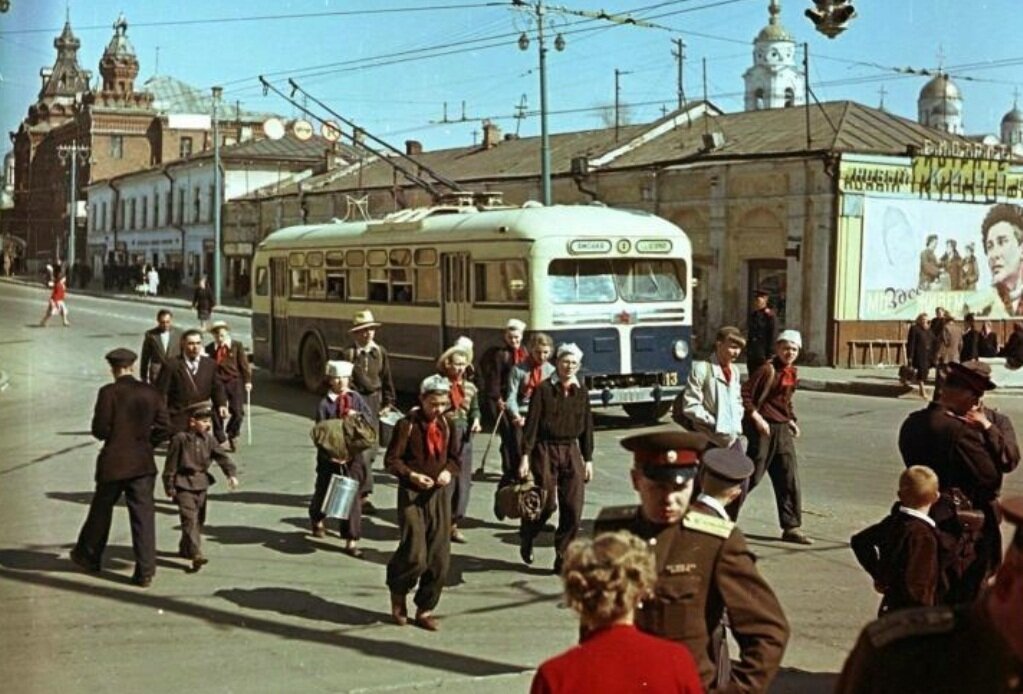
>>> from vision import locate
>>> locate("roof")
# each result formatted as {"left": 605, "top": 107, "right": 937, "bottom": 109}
{"left": 143, "top": 75, "right": 273, "bottom": 120}
{"left": 920, "top": 74, "right": 961, "bottom": 101}
{"left": 1003, "top": 107, "right": 1023, "bottom": 126}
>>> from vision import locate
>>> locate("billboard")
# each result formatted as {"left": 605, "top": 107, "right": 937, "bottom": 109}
{"left": 859, "top": 198, "right": 1023, "bottom": 320}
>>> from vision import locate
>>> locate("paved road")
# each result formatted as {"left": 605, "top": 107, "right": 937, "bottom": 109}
{"left": 1, "top": 281, "right": 1021, "bottom": 693}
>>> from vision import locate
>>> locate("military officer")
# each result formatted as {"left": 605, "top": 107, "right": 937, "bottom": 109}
{"left": 593, "top": 428, "right": 789, "bottom": 694}
{"left": 836, "top": 495, "right": 1023, "bottom": 693}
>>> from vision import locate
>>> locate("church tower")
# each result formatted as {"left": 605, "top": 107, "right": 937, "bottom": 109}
{"left": 92, "top": 13, "right": 152, "bottom": 109}
{"left": 31, "top": 16, "right": 91, "bottom": 124}
{"left": 743, "top": 0, "right": 805, "bottom": 111}
{"left": 1001, "top": 96, "right": 1023, "bottom": 149}
{"left": 917, "top": 73, "right": 963, "bottom": 135}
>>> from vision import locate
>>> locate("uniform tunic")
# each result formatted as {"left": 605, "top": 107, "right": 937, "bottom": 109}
{"left": 594, "top": 505, "right": 789, "bottom": 693}
{"left": 384, "top": 409, "right": 462, "bottom": 611}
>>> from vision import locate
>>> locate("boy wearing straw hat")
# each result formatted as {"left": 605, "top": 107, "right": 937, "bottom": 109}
{"left": 205, "top": 320, "right": 252, "bottom": 452}
{"left": 437, "top": 337, "right": 482, "bottom": 543}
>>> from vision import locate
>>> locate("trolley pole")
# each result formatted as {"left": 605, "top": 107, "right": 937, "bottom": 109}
{"left": 212, "top": 85, "right": 223, "bottom": 306}
{"left": 57, "top": 139, "right": 89, "bottom": 270}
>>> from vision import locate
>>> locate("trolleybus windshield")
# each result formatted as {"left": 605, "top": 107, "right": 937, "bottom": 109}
{"left": 547, "top": 258, "right": 687, "bottom": 304}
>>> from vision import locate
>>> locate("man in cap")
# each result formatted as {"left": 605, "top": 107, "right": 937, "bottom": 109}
{"left": 205, "top": 320, "right": 252, "bottom": 451}
{"left": 746, "top": 289, "right": 777, "bottom": 371}
{"left": 480, "top": 318, "right": 529, "bottom": 486}
{"left": 678, "top": 326, "right": 746, "bottom": 451}
{"left": 384, "top": 374, "right": 462, "bottom": 631}
{"left": 156, "top": 328, "right": 228, "bottom": 434}
{"left": 593, "top": 429, "right": 789, "bottom": 693}
{"left": 140, "top": 309, "right": 182, "bottom": 385}
{"left": 343, "top": 309, "right": 396, "bottom": 513}
{"left": 518, "top": 342, "right": 594, "bottom": 574}
{"left": 309, "top": 360, "right": 374, "bottom": 556}
{"left": 898, "top": 360, "right": 1015, "bottom": 603}
{"left": 70, "top": 348, "right": 170, "bottom": 587}
{"left": 835, "top": 495, "right": 1023, "bottom": 693}
{"left": 742, "top": 329, "right": 812, "bottom": 544}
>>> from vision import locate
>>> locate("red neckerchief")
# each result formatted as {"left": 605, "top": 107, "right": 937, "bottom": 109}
{"left": 512, "top": 346, "right": 527, "bottom": 365}
{"left": 215, "top": 343, "right": 229, "bottom": 364}
{"left": 425, "top": 418, "right": 444, "bottom": 458}
{"left": 524, "top": 359, "right": 545, "bottom": 398}
{"left": 450, "top": 378, "right": 465, "bottom": 410}
{"left": 721, "top": 364, "right": 732, "bottom": 385}
{"left": 779, "top": 364, "right": 797, "bottom": 388}
{"left": 336, "top": 392, "right": 351, "bottom": 418}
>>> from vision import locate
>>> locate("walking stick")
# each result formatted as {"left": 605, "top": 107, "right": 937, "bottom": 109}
{"left": 473, "top": 408, "right": 506, "bottom": 480}
{"left": 246, "top": 388, "right": 253, "bottom": 446}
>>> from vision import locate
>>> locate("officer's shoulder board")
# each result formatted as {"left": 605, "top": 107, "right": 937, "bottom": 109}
{"left": 682, "top": 511, "right": 734, "bottom": 539}
{"left": 865, "top": 606, "right": 956, "bottom": 649}
{"left": 594, "top": 505, "right": 639, "bottom": 531}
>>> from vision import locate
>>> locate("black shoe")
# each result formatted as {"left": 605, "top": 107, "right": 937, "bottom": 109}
{"left": 132, "top": 574, "right": 153, "bottom": 588}
{"left": 192, "top": 556, "right": 209, "bottom": 571}
{"left": 362, "top": 499, "right": 378, "bottom": 516}
{"left": 553, "top": 556, "right": 564, "bottom": 575}
{"left": 69, "top": 548, "right": 99, "bottom": 573}
{"left": 519, "top": 536, "right": 534, "bottom": 565}
{"left": 781, "top": 528, "right": 814, "bottom": 545}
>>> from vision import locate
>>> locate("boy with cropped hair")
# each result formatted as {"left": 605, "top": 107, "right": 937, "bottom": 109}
{"left": 850, "top": 465, "right": 942, "bottom": 614}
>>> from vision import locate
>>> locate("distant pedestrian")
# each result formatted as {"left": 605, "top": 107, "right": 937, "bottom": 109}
{"left": 205, "top": 320, "right": 252, "bottom": 451}
{"left": 156, "top": 329, "right": 227, "bottom": 433}
{"left": 437, "top": 337, "right": 481, "bottom": 544}
{"left": 147, "top": 265, "right": 160, "bottom": 297}
{"left": 741, "top": 329, "right": 812, "bottom": 545}
{"left": 191, "top": 275, "right": 215, "bottom": 332}
{"left": 70, "top": 348, "right": 170, "bottom": 587}
{"left": 905, "top": 313, "right": 933, "bottom": 398}
{"left": 530, "top": 532, "right": 703, "bottom": 694}
{"left": 140, "top": 309, "right": 182, "bottom": 385}
{"left": 960, "top": 313, "right": 981, "bottom": 362}
{"left": 480, "top": 318, "right": 529, "bottom": 486}
{"left": 850, "top": 466, "right": 944, "bottom": 615}
{"left": 518, "top": 343, "right": 594, "bottom": 575}
{"left": 385, "top": 374, "right": 461, "bottom": 632}
{"left": 162, "top": 406, "right": 238, "bottom": 571}
{"left": 745, "top": 289, "right": 777, "bottom": 371}
{"left": 39, "top": 270, "right": 70, "bottom": 327}
{"left": 979, "top": 320, "right": 999, "bottom": 358}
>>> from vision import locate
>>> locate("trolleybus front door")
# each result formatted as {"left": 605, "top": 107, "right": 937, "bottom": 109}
{"left": 440, "top": 252, "right": 471, "bottom": 352}
{"left": 269, "top": 257, "right": 289, "bottom": 375}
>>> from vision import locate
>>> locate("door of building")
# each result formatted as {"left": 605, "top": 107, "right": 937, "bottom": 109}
{"left": 748, "top": 259, "right": 787, "bottom": 327}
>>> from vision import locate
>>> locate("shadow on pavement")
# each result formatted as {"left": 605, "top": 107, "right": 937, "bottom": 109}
{"left": 207, "top": 490, "right": 310, "bottom": 508}
{"left": 771, "top": 667, "right": 839, "bottom": 694}
{"left": 46, "top": 490, "right": 179, "bottom": 516}
{"left": 202, "top": 524, "right": 317, "bottom": 556}
{"left": 215, "top": 586, "right": 388, "bottom": 627}
{"left": 0, "top": 558, "right": 529, "bottom": 677}
{"left": 0, "top": 546, "right": 183, "bottom": 578}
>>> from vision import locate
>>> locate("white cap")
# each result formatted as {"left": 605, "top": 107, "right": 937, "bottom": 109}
{"left": 326, "top": 360, "right": 354, "bottom": 378}
{"left": 557, "top": 342, "right": 584, "bottom": 360}
{"left": 506, "top": 318, "right": 526, "bottom": 332}
{"left": 420, "top": 374, "right": 451, "bottom": 395}
{"left": 776, "top": 329, "right": 802, "bottom": 349}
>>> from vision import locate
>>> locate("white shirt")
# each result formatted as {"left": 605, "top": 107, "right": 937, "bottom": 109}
{"left": 159, "top": 331, "right": 169, "bottom": 352}
{"left": 185, "top": 357, "right": 201, "bottom": 375}
{"left": 898, "top": 506, "right": 936, "bottom": 528}
{"left": 696, "top": 493, "right": 730, "bottom": 520}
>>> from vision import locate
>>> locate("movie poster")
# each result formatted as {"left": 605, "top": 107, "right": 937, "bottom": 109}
{"left": 859, "top": 198, "right": 1023, "bottom": 320}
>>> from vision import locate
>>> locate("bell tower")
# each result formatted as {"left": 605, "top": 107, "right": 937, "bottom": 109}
{"left": 742, "top": 0, "right": 805, "bottom": 111}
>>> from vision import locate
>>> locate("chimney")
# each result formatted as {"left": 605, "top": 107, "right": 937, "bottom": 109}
{"left": 481, "top": 119, "right": 502, "bottom": 149}
{"left": 405, "top": 139, "right": 422, "bottom": 155}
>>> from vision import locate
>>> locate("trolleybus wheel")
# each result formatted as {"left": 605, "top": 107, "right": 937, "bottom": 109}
{"left": 623, "top": 402, "right": 671, "bottom": 424}
{"left": 299, "top": 333, "right": 328, "bottom": 393}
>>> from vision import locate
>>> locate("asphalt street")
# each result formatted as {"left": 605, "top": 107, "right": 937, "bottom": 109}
{"left": 1, "top": 280, "right": 1021, "bottom": 693}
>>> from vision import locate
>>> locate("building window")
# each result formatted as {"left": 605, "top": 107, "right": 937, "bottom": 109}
{"left": 153, "top": 190, "right": 159, "bottom": 227}
{"left": 754, "top": 88, "right": 765, "bottom": 110}
{"left": 208, "top": 184, "right": 216, "bottom": 222}
{"left": 101, "top": 201, "right": 107, "bottom": 231}
{"left": 193, "top": 186, "right": 201, "bottom": 223}
{"left": 166, "top": 190, "right": 173, "bottom": 225}
{"left": 177, "top": 188, "right": 185, "bottom": 224}
{"left": 130, "top": 198, "right": 137, "bottom": 230}
{"left": 179, "top": 137, "right": 193, "bottom": 159}
{"left": 784, "top": 87, "right": 795, "bottom": 107}
{"left": 142, "top": 196, "right": 149, "bottom": 228}
{"left": 110, "top": 135, "right": 124, "bottom": 159}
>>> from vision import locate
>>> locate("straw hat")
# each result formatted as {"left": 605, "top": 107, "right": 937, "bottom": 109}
{"left": 209, "top": 320, "right": 230, "bottom": 333}
{"left": 349, "top": 309, "right": 381, "bottom": 332}
{"left": 436, "top": 336, "right": 474, "bottom": 370}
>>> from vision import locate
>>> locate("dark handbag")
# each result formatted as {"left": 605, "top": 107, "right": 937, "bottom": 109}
{"left": 341, "top": 412, "right": 378, "bottom": 456}
{"left": 493, "top": 480, "right": 546, "bottom": 521}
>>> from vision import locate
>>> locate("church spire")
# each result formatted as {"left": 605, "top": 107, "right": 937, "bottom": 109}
{"left": 38, "top": 15, "right": 91, "bottom": 102}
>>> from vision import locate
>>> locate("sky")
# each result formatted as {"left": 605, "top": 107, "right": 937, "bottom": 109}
{"left": 1, "top": 0, "right": 1021, "bottom": 154}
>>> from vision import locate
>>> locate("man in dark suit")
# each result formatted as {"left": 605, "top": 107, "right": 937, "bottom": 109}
{"left": 745, "top": 289, "right": 777, "bottom": 371}
{"left": 70, "top": 348, "right": 170, "bottom": 587}
{"left": 140, "top": 309, "right": 182, "bottom": 385}
{"left": 205, "top": 320, "right": 252, "bottom": 451}
{"left": 157, "top": 329, "right": 228, "bottom": 433}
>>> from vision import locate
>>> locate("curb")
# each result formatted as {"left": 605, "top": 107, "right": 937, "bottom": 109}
{"left": 0, "top": 276, "right": 253, "bottom": 318}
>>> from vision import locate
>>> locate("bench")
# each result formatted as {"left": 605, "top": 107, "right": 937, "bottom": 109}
{"left": 846, "top": 339, "right": 906, "bottom": 369}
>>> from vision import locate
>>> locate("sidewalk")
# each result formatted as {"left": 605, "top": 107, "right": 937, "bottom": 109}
{"left": 0, "top": 274, "right": 253, "bottom": 318}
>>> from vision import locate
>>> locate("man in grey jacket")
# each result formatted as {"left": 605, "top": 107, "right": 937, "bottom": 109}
{"left": 679, "top": 326, "right": 746, "bottom": 450}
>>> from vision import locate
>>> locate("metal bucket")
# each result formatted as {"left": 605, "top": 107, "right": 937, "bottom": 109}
{"left": 322, "top": 473, "right": 359, "bottom": 520}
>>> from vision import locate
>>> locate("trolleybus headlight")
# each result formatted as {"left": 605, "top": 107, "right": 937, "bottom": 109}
{"left": 672, "top": 339, "right": 689, "bottom": 360}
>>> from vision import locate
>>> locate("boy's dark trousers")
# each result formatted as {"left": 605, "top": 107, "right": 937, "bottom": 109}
{"left": 308, "top": 456, "right": 366, "bottom": 540}
{"left": 386, "top": 484, "right": 451, "bottom": 612}
{"left": 175, "top": 488, "right": 207, "bottom": 559}
{"left": 212, "top": 379, "right": 245, "bottom": 443}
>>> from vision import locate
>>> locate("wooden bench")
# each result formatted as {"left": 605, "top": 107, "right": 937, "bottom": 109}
{"left": 846, "top": 339, "right": 906, "bottom": 369}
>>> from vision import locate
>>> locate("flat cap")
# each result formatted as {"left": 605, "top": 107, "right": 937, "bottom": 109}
{"left": 715, "top": 326, "right": 746, "bottom": 348}
{"left": 701, "top": 447, "right": 754, "bottom": 483}
{"left": 187, "top": 404, "right": 214, "bottom": 420}
{"left": 753, "top": 289, "right": 770, "bottom": 298}
{"left": 946, "top": 361, "right": 996, "bottom": 394}
{"left": 420, "top": 374, "right": 451, "bottom": 395}
{"left": 105, "top": 348, "right": 137, "bottom": 367}
{"left": 621, "top": 427, "right": 711, "bottom": 484}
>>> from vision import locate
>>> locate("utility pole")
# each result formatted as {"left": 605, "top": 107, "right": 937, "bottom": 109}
{"left": 672, "top": 38, "right": 686, "bottom": 111}
{"left": 212, "top": 85, "right": 223, "bottom": 305}
{"left": 57, "top": 139, "right": 89, "bottom": 271}
{"left": 614, "top": 68, "right": 630, "bottom": 141}
{"left": 514, "top": 94, "right": 528, "bottom": 137}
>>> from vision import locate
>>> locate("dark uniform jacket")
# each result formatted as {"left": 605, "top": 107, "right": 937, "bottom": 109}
{"left": 521, "top": 378, "right": 594, "bottom": 461}
{"left": 835, "top": 602, "right": 1023, "bottom": 693}
{"left": 745, "top": 307, "right": 777, "bottom": 367}
{"left": 594, "top": 504, "right": 789, "bottom": 693}
{"left": 156, "top": 355, "right": 227, "bottom": 423}
{"left": 91, "top": 375, "right": 170, "bottom": 483}
{"left": 480, "top": 343, "right": 525, "bottom": 403}
{"left": 385, "top": 409, "right": 462, "bottom": 484}
{"left": 850, "top": 508, "right": 942, "bottom": 613}
{"left": 140, "top": 327, "right": 182, "bottom": 384}
{"left": 205, "top": 340, "right": 252, "bottom": 384}
{"left": 343, "top": 343, "right": 396, "bottom": 407}
{"left": 162, "top": 429, "right": 236, "bottom": 494}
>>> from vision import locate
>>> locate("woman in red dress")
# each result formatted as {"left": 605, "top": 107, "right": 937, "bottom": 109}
{"left": 531, "top": 531, "right": 704, "bottom": 694}
{"left": 40, "top": 270, "right": 70, "bottom": 327}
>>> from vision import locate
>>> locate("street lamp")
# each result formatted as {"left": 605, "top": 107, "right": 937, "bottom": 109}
{"left": 57, "top": 139, "right": 89, "bottom": 273}
{"left": 211, "top": 85, "right": 223, "bottom": 305}
{"left": 516, "top": 1, "right": 565, "bottom": 206}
